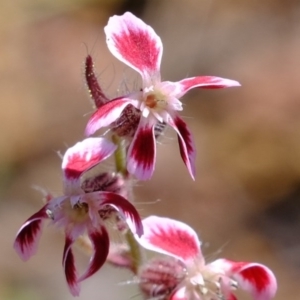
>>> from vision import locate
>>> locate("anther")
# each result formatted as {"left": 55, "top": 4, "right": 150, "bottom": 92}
{"left": 46, "top": 209, "right": 54, "bottom": 220}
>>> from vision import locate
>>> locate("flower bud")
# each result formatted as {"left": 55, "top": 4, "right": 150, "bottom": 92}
{"left": 81, "top": 172, "right": 128, "bottom": 198}
{"left": 138, "top": 258, "right": 186, "bottom": 299}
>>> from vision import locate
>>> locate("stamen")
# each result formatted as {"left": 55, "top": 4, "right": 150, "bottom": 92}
{"left": 145, "top": 94, "right": 157, "bottom": 108}
{"left": 46, "top": 209, "right": 54, "bottom": 220}
{"left": 73, "top": 202, "right": 89, "bottom": 213}
{"left": 230, "top": 279, "right": 238, "bottom": 290}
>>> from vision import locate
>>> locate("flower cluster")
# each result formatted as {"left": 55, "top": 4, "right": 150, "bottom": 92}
{"left": 14, "top": 11, "right": 277, "bottom": 300}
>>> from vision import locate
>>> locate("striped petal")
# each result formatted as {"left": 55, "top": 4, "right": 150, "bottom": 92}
{"left": 127, "top": 116, "right": 156, "bottom": 180}
{"left": 14, "top": 205, "right": 48, "bottom": 261}
{"left": 167, "top": 114, "right": 196, "bottom": 180}
{"left": 85, "top": 97, "right": 139, "bottom": 136}
{"left": 174, "top": 76, "right": 241, "bottom": 98}
{"left": 91, "top": 191, "right": 143, "bottom": 236}
{"left": 62, "top": 235, "right": 80, "bottom": 296}
{"left": 232, "top": 262, "right": 277, "bottom": 300}
{"left": 62, "top": 138, "right": 117, "bottom": 180}
{"left": 212, "top": 259, "right": 277, "bottom": 300}
{"left": 104, "top": 12, "right": 162, "bottom": 84}
{"left": 78, "top": 226, "right": 109, "bottom": 282}
{"left": 137, "top": 216, "right": 201, "bottom": 262}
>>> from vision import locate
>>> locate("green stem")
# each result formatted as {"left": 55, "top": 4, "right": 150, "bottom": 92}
{"left": 125, "top": 230, "right": 142, "bottom": 274}
{"left": 112, "top": 134, "right": 128, "bottom": 177}
{"left": 112, "top": 134, "right": 142, "bottom": 273}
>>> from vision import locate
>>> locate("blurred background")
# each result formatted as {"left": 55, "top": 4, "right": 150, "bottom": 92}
{"left": 1, "top": 0, "right": 300, "bottom": 299}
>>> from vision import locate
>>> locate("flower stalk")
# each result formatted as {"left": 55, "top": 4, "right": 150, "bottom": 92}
{"left": 112, "top": 134, "right": 128, "bottom": 177}
{"left": 125, "top": 229, "right": 142, "bottom": 274}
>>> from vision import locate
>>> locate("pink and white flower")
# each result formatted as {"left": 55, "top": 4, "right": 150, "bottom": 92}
{"left": 137, "top": 216, "right": 277, "bottom": 300}
{"left": 85, "top": 12, "right": 240, "bottom": 180}
{"left": 13, "top": 138, "right": 143, "bottom": 296}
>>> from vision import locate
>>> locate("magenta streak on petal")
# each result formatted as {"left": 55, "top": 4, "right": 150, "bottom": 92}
{"left": 63, "top": 138, "right": 117, "bottom": 180}
{"left": 85, "top": 98, "right": 137, "bottom": 136}
{"left": 127, "top": 119, "right": 156, "bottom": 180}
{"left": 78, "top": 226, "right": 109, "bottom": 282}
{"left": 64, "top": 152, "right": 103, "bottom": 179}
{"left": 85, "top": 55, "right": 110, "bottom": 108}
{"left": 232, "top": 262, "right": 275, "bottom": 295}
{"left": 14, "top": 206, "right": 48, "bottom": 261}
{"left": 105, "top": 12, "right": 162, "bottom": 78}
{"left": 142, "top": 216, "right": 200, "bottom": 261}
{"left": 63, "top": 236, "right": 80, "bottom": 296}
{"left": 176, "top": 76, "right": 241, "bottom": 98}
{"left": 168, "top": 115, "right": 196, "bottom": 180}
{"left": 99, "top": 191, "right": 143, "bottom": 236}
{"left": 228, "top": 294, "right": 238, "bottom": 300}
{"left": 240, "top": 266, "right": 270, "bottom": 292}
{"left": 169, "top": 289, "right": 188, "bottom": 300}
{"left": 112, "top": 28, "right": 160, "bottom": 76}
{"left": 146, "top": 226, "right": 198, "bottom": 261}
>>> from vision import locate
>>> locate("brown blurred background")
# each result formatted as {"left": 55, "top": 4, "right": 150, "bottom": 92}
{"left": 1, "top": 0, "right": 300, "bottom": 299}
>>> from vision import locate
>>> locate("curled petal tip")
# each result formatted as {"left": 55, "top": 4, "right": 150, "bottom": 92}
{"left": 217, "top": 260, "right": 277, "bottom": 300}
{"left": 235, "top": 263, "right": 277, "bottom": 300}
{"left": 168, "top": 115, "right": 196, "bottom": 181}
{"left": 70, "top": 284, "right": 80, "bottom": 297}
{"left": 98, "top": 192, "right": 143, "bottom": 236}
{"left": 84, "top": 123, "right": 97, "bottom": 137}
{"left": 77, "top": 227, "right": 109, "bottom": 283}
{"left": 136, "top": 220, "right": 144, "bottom": 237}
{"left": 226, "top": 79, "right": 241, "bottom": 87}
{"left": 63, "top": 236, "right": 80, "bottom": 296}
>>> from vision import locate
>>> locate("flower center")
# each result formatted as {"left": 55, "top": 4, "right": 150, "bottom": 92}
{"left": 48, "top": 200, "right": 89, "bottom": 224}
{"left": 190, "top": 276, "right": 223, "bottom": 299}
{"left": 185, "top": 263, "right": 238, "bottom": 300}
{"left": 144, "top": 91, "right": 167, "bottom": 111}
{"left": 73, "top": 202, "right": 89, "bottom": 214}
{"left": 145, "top": 94, "right": 157, "bottom": 108}
{"left": 68, "top": 202, "right": 89, "bottom": 223}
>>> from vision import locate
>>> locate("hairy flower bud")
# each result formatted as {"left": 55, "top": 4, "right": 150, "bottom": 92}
{"left": 81, "top": 172, "right": 128, "bottom": 199}
{"left": 112, "top": 104, "right": 141, "bottom": 138}
{"left": 138, "top": 258, "right": 186, "bottom": 300}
